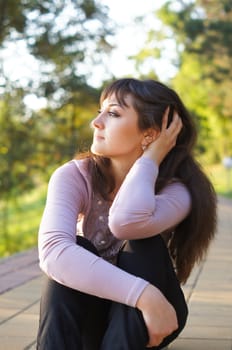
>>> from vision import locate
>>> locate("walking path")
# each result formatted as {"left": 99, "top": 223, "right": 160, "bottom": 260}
{"left": 0, "top": 196, "right": 231, "bottom": 350}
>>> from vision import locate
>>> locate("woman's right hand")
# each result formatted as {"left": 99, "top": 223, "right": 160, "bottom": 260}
{"left": 136, "top": 284, "right": 178, "bottom": 347}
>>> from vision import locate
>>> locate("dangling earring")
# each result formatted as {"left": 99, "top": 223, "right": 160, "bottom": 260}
{"left": 141, "top": 144, "right": 146, "bottom": 151}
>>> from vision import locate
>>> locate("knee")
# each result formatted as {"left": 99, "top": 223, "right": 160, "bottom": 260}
{"left": 117, "top": 236, "right": 168, "bottom": 289}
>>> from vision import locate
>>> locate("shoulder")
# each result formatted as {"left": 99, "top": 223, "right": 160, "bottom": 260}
{"left": 51, "top": 158, "right": 90, "bottom": 180}
{"left": 49, "top": 158, "right": 92, "bottom": 196}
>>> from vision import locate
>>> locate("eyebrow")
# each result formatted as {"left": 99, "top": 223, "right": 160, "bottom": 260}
{"left": 101, "top": 101, "right": 124, "bottom": 109}
{"left": 108, "top": 103, "right": 121, "bottom": 107}
{"left": 108, "top": 102, "right": 126, "bottom": 110}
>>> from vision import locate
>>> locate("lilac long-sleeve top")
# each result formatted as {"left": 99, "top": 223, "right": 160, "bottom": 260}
{"left": 38, "top": 156, "right": 191, "bottom": 307}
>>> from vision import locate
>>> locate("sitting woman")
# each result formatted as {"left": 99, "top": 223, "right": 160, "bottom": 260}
{"left": 37, "top": 78, "right": 217, "bottom": 349}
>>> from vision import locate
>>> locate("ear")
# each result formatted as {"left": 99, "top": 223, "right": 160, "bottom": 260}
{"left": 141, "top": 128, "right": 159, "bottom": 149}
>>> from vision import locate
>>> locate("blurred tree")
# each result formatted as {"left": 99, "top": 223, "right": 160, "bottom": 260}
{"left": 0, "top": 88, "right": 37, "bottom": 249}
{"left": 33, "top": 84, "right": 100, "bottom": 176}
{"left": 0, "top": 0, "right": 113, "bottom": 99}
{"left": 0, "top": 0, "right": 113, "bottom": 174}
{"left": 133, "top": 0, "right": 232, "bottom": 163}
{"left": 0, "top": 0, "right": 114, "bottom": 252}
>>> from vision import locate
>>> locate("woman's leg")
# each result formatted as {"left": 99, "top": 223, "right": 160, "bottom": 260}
{"left": 101, "top": 235, "right": 188, "bottom": 350}
{"left": 36, "top": 236, "right": 110, "bottom": 350}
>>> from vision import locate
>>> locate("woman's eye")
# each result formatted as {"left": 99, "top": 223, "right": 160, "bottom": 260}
{"left": 108, "top": 111, "right": 120, "bottom": 117}
{"left": 97, "top": 109, "right": 120, "bottom": 117}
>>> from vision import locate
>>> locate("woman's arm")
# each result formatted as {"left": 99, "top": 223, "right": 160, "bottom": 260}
{"left": 38, "top": 161, "right": 148, "bottom": 307}
{"left": 109, "top": 110, "right": 190, "bottom": 240}
{"left": 39, "top": 160, "right": 179, "bottom": 347}
{"left": 108, "top": 157, "right": 191, "bottom": 239}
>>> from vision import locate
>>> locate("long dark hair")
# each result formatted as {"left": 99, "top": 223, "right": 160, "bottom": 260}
{"left": 79, "top": 78, "right": 217, "bottom": 284}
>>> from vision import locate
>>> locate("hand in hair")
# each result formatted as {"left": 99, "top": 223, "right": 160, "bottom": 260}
{"left": 143, "top": 107, "right": 182, "bottom": 165}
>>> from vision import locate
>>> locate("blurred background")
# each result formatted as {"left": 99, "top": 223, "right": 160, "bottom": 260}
{"left": 0, "top": 0, "right": 232, "bottom": 257}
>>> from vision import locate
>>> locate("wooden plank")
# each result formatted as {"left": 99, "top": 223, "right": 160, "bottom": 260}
{"left": 0, "top": 248, "right": 41, "bottom": 294}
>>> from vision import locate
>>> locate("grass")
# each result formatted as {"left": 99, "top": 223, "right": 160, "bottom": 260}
{"left": 0, "top": 163, "right": 231, "bottom": 258}
{"left": 0, "top": 183, "right": 47, "bottom": 257}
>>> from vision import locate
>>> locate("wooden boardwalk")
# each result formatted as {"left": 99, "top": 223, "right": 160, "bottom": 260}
{"left": 0, "top": 196, "right": 231, "bottom": 350}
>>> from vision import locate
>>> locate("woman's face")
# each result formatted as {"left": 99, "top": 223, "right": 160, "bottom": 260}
{"left": 91, "top": 94, "right": 144, "bottom": 162}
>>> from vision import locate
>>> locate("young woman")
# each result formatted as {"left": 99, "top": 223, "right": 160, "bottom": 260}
{"left": 37, "top": 78, "right": 217, "bottom": 349}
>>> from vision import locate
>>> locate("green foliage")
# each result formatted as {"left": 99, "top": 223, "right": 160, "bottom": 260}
{"left": 171, "top": 1, "right": 232, "bottom": 162}
{"left": 0, "top": 1, "right": 114, "bottom": 252}
{"left": 0, "top": 92, "right": 36, "bottom": 199}
{"left": 0, "top": 0, "right": 27, "bottom": 42}
{"left": 0, "top": 184, "right": 47, "bottom": 257}
{"left": 133, "top": 0, "right": 232, "bottom": 164}
{"left": 0, "top": 0, "right": 114, "bottom": 100}
{"left": 32, "top": 86, "right": 100, "bottom": 175}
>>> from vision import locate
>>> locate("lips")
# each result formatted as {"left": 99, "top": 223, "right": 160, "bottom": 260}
{"left": 94, "top": 134, "right": 105, "bottom": 140}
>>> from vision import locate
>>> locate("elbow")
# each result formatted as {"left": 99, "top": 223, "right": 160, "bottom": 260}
{"left": 108, "top": 217, "right": 128, "bottom": 240}
{"left": 38, "top": 230, "right": 64, "bottom": 278}
{"left": 108, "top": 210, "right": 154, "bottom": 240}
{"left": 39, "top": 249, "right": 63, "bottom": 283}
{"left": 38, "top": 238, "right": 59, "bottom": 279}
{"left": 110, "top": 229, "right": 128, "bottom": 240}
{"left": 39, "top": 259, "right": 48, "bottom": 276}
{"left": 38, "top": 248, "right": 52, "bottom": 277}
{"left": 108, "top": 215, "right": 139, "bottom": 240}
{"left": 109, "top": 206, "right": 139, "bottom": 239}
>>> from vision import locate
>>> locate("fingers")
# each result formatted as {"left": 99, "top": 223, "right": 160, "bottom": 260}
{"left": 146, "top": 336, "right": 164, "bottom": 347}
{"left": 142, "top": 107, "right": 182, "bottom": 164}
{"left": 137, "top": 284, "right": 178, "bottom": 348}
{"left": 170, "top": 111, "right": 183, "bottom": 136}
{"left": 161, "top": 106, "right": 170, "bottom": 130}
{"left": 162, "top": 107, "right": 182, "bottom": 136}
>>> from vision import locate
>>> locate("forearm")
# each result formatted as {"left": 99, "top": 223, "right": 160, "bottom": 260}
{"left": 109, "top": 157, "right": 191, "bottom": 240}
{"left": 39, "top": 231, "right": 149, "bottom": 307}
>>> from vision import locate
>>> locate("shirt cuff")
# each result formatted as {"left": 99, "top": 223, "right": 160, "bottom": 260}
{"left": 126, "top": 277, "right": 150, "bottom": 307}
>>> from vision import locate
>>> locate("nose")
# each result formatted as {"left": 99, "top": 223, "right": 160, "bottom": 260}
{"left": 91, "top": 112, "right": 104, "bottom": 129}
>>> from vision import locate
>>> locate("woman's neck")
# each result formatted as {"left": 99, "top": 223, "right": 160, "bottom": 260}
{"left": 109, "top": 156, "right": 138, "bottom": 196}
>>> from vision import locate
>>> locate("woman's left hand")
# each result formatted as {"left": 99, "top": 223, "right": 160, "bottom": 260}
{"left": 143, "top": 107, "right": 183, "bottom": 165}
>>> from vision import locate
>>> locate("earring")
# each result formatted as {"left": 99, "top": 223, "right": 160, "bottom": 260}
{"left": 141, "top": 144, "right": 146, "bottom": 151}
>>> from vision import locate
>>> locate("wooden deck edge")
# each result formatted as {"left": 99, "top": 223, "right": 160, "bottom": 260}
{"left": 0, "top": 247, "right": 41, "bottom": 294}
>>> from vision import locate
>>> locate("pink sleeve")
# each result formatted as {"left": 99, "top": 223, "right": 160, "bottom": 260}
{"left": 38, "top": 161, "right": 148, "bottom": 307}
{"left": 109, "top": 157, "right": 191, "bottom": 239}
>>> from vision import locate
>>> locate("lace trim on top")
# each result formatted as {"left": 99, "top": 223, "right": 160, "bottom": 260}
{"left": 77, "top": 193, "right": 124, "bottom": 264}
